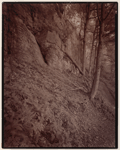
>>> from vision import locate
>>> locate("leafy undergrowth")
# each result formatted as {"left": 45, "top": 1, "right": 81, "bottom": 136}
{"left": 4, "top": 61, "right": 115, "bottom": 147}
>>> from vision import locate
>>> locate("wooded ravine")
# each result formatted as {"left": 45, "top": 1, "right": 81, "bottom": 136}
{"left": 3, "top": 3, "right": 117, "bottom": 148}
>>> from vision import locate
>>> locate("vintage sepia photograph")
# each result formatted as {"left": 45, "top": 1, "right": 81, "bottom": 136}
{"left": 3, "top": 2, "right": 117, "bottom": 148}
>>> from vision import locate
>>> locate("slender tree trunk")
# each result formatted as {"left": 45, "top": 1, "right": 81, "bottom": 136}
{"left": 89, "top": 27, "right": 97, "bottom": 76}
{"left": 90, "top": 4, "right": 104, "bottom": 99}
{"left": 90, "top": 41, "right": 102, "bottom": 99}
{"left": 93, "top": 44, "right": 97, "bottom": 75}
{"left": 82, "top": 25, "right": 87, "bottom": 75}
{"left": 82, "top": 4, "right": 90, "bottom": 75}
{"left": 93, "top": 26, "right": 100, "bottom": 75}
{"left": 92, "top": 32, "right": 99, "bottom": 76}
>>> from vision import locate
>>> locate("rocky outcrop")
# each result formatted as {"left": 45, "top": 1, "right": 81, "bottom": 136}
{"left": 3, "top": 3, "right": 115, "bottom": 148}
{"left": 3, "top": 3, "right": 83, "bottom": 77}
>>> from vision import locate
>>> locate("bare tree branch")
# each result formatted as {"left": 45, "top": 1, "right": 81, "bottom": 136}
{"left": 103, "top": 3, "right": 115, "bottom": 21}
{"left": 108, "top": 17, "right": 115, "bottom": 23}
{"left": 97, "top": 4, "right": 101, "bottom": 23}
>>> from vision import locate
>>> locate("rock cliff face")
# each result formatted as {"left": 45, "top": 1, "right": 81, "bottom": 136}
{"left": 3, "top": 3, "right": 115, "bottom": 148}
{"left": 3, "top": 3, "right": 83, "bottom": 77}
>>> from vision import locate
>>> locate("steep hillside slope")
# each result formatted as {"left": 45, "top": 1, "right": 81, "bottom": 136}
{"left": 4, "top": 60, "right": 115, "bottom": 147}
{"left": 3, "top": 3, "right": 115, "bottom": 148}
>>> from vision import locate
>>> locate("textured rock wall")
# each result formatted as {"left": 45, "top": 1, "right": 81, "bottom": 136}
{"left": 3, "top": 3, "right": 83, "bottom": 78}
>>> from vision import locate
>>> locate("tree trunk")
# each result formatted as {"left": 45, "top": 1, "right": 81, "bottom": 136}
{"left": 90, "top": 42, "right": 102, "bottom": 99}
{"left": 90, "top": 4, "right": 104, "bottom": 99}
{"left": 93, "top": 45, "right": 97, "bottom": 75}
{"left": 89, "top": 27, "right": 97, "bottom": 76}
{"left": 82, "top": 28, "right": 87, "bottom": 75}
{"left": 82, "top": 5, "right": 90, "bottom": 75}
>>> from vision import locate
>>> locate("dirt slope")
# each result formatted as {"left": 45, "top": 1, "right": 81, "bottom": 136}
{"left": 3, "top": 3, "right": 115, "bottom": 148}
{"left": 4, "top": 62, "right": 115, "bottom": 147}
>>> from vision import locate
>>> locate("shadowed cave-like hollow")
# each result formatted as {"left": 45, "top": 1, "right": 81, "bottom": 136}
{"left": 3, "top": 2, "right": 117, "bottom": 148}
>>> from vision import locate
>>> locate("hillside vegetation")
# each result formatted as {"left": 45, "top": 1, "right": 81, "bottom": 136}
{"left": 3, "top": 3, "right": 116, "bottom": 147}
